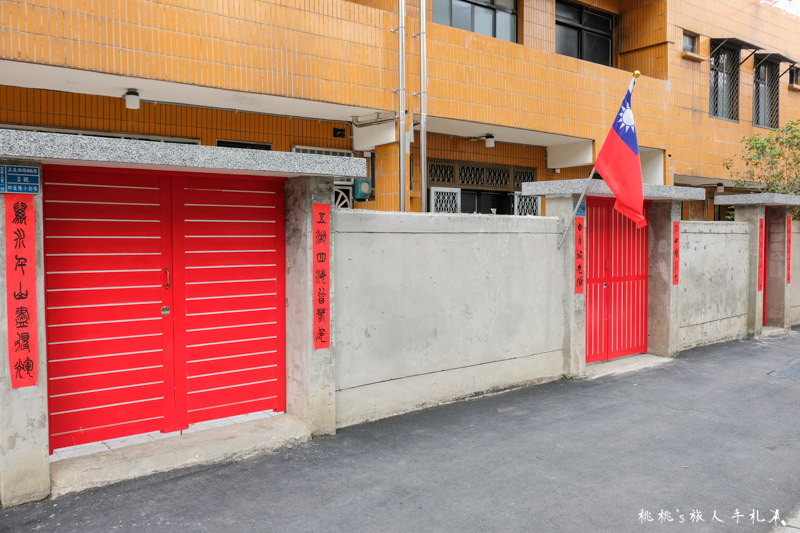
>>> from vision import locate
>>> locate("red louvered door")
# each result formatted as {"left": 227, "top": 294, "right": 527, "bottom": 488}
{"left": 585, "top": 197, "right": 648, "bottom": 363}
{"left": 44, "top": 166, "right": 285, "bottom": 450}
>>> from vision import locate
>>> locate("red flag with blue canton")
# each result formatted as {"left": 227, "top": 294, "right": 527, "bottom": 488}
{"left": 594, "top": 77, "right": 647, "bottom": 228}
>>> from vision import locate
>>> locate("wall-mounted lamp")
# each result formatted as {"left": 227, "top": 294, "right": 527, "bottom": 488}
{"left": 716, "top": 182, "right": 724, "bottom": 193}
{"left": 469, "top": 134, "right": 496, "bottom": 148}
{"left": 124, "top": 89, "right": 140, "bottom": 110}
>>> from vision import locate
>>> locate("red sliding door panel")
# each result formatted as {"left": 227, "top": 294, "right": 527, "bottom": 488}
{"left": 173, "top": 175, "right": 286, "bottom": 427}
{"left": 44, "top": 166, "right": 174, "bottom": 450}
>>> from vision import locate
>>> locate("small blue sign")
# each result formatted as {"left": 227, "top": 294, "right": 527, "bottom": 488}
{"left": 573, "top": 201, "right": 586, "bottom": 217}
{"left": 3, "top": 165, "right": 40, "bottom": 194}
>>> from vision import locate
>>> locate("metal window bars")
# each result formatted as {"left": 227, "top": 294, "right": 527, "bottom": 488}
{"left": 430, "top": 187, "right": 461, "bottom": 213}
{"left": 709, "top": 44, "right": 740, "bottom": 121}
{"left": 754, "top": 60, "right": 779, "bottom": 129}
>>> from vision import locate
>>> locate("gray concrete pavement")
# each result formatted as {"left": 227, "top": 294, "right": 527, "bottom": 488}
{"left": 3, "top": 329, "right": 800, "bottom": 532}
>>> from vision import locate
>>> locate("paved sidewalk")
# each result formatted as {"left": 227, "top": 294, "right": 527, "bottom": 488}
{"left": 3, "top": 330, "right": 800, "bottom": 532}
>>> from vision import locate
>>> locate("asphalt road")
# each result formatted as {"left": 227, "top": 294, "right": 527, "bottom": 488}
{"left": 3, "top": 329, "right": 800, "bottom": 532}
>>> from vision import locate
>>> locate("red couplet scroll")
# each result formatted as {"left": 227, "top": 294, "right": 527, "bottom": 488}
{"left": 312, "top": 203, "right": 331, "bottom": 349}
{"left": 788, "top": 215, "right": 793, "bottom": 285}
{"left": 758, "top": 218, "right": 765, "bottom": 292}
{"left": 574, "top": 217, "right": 585, "bottom": 294}
{"left": 672, "top": 221, "right": 680, "bottom": 286}
{"left": 6, "top": 194, "right": 38, "bottom": 388}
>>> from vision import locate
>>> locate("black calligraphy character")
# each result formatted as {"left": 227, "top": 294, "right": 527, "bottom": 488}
{"left": 315, "top": 327, "right": 327, "bottom": 343}
{"left": 314, "top": 269, "right": 327, "bottom": 284}
{"left": 577, "top": 222, "right": 583, "bottom": 231}
{"left": 15, "top": 306, "right": 29, "bottom": 329}
{"left": 317, "top": 287, "right": 327, "bottom": 305}
{"left": 13, "top": 228, "right": 25, "bottom": 249}
{"left": 13, "top": 282, "right": 28, "bottom": 300}
{"left": 316, "top": 252, "right": 327, "bottom": 263}
{"left": 13, "top": 356, "right": 34, "bottom": 379}
{"left": 576, "top": 264, "right": 583, "bottom": 276}
{"left": 315, "top": 229, "right": 328, "bottom": 245}
{"left": 14, "top": 255, "right": 27, "bottom": 276}
{"left": 576, "top": 250, "right": 584, "bottom": 260}
{"left": 12, "top": 201, "right": 27, "bottom": 225}
{"left": 576, "top": 277, "right": 584, "bottom": 287}
{"left": 316, "top": 307, "right": 326, "bottom": 323}
{"left": 317, "top": 212, "right": 327, "bottom": 224}
{"left": 673, "top": 249, "right": 679, "bottom": 258}
{"left": 14, "top": 332, "right": 30, "bottom": 352}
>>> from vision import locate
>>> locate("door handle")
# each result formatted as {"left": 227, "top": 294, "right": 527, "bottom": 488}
{"left": 164, "top": 267, "right": 170, "bottom": 289}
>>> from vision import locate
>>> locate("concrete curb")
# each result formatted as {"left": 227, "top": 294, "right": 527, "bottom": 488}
{"left": 49, "top": 414, "right": 311, "bottom": 499}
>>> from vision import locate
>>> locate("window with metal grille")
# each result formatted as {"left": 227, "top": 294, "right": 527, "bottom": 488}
{"left": 432, "top": 0, "right": 517, "bottom": 43}
{"left": 753, "top": 59, "right": 779, "bottom": 129}
{"left": 555, "top": 0, "right": 613, "bottom": 67}
{"left": 790, "top": 67, "right": 800, "bottom": 85}
{"left": 709, "top": 41, "right": 740, "bottom": 121}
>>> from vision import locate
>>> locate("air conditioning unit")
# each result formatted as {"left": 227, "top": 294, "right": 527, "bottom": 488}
{"left": 353, "top": 178, "right": 372, "bottom": 200}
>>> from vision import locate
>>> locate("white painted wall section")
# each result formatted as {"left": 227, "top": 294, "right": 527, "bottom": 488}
{"left": 332, "top": 211, "right": 567, "bottom": 427}
{"left": 546, "top": 140, "right": 593, "bottom": 169}
{"left": 678, "top": 221, "right": 751, "bottom": 349}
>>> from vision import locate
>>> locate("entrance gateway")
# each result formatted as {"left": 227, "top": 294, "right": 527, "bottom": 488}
{"left": 43, "top": 166, "right": 286, "bottom": 451}
{"left": 585, "top": 197, "right": 648, "bottom": 362}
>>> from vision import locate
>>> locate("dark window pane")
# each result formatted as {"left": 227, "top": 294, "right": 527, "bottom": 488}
{"left": 478, "top": 192, "right": 501, "bottom": 214}
{"left": 583, "top": 32, "right": 611, "bottom": 66}
{"left": 452, "top": 0, "right": 471, "bottom": 31}
{"left": 474, "top": 5, "right": 493, "bottom": 37}
{"left": 683, "top": 33, "right": 696, "bottom": 52}
{"left": 497, "top": 11, "right": 516, "bottom": 42}
{"left": 556, "top": 1, "right": 581, "bottom": 22}
{"left": 460, "top": 191, "right": 477, "bottom": 213}
{"left": 556, "top": 24, "right": 579, "bottom": 58}
{"left": 495, "top": 0, "right": 515, "bottom": 9}
{"left": 433, "top": 0, "right": 451, "bottom": 25}
{"left": 583, "top": 11, "right": 611, "bottom": 32}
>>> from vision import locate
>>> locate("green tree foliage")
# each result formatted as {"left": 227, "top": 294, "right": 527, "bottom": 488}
{"left": 723, "top": 120, "right": 800, "bottom": 195}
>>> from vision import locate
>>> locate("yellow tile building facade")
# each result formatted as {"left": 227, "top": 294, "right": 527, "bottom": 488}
{"left": 1, "top": 0, "right": 799, "bottom": 217}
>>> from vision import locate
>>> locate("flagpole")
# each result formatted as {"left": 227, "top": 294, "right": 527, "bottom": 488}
{"left": 557, "top": 167, "right": 595, "bottom": 249}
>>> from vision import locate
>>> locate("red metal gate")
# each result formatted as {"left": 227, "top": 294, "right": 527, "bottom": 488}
{"left": 44, "top": 166, "right": 285, "bottom": 450}
{"left": 585, "top": 197, "right": 648, "bottom": 363}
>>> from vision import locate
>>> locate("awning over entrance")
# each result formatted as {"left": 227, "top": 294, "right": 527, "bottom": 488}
{"left": 0, "top": 129, "right": 366, "bottom": 179}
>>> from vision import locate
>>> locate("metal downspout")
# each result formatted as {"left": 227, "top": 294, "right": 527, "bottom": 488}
{"left": 420, "top": 0, "right": 428, "bottom": 212}
{"left": 398, "top": 0, "right": 406, "bottom": 212}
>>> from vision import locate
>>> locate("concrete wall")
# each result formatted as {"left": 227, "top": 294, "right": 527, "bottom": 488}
{"left": 678, "top": 222, "right": 751, "bottom": 349}
{"left": 332, "top": 211, "right": 566, "bottom": 427}
{"left": 791, "top": 221, "right": 800, "bottom": 326}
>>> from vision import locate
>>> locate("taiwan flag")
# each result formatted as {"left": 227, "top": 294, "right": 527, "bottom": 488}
{"left": 595, "top": 77, "right": 647, "bottom": 228}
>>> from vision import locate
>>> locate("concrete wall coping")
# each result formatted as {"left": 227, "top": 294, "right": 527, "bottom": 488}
{"left": 0, "top": 128, "right": 366, "bottom": 178}
{"left": 680, "top": 221, "right": 750, "bottom": 234}
{"left": 714, "top": 193, "right": 800, "bottom": 206}
{"left": 521, "top": 179, "right": 705, "bottom": 201}
{"left": 333, "top": 209, "right": 560, "bottom": 234}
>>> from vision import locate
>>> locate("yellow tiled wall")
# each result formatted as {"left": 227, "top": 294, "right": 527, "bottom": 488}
{"left": 667, "top": 0, "right": 800, "bottom": 184}
{"left": 3, "top": 0, "right": 800, "bottom": 213}
{"left": 0, "top": 0, "right": 398, "bottom": 111}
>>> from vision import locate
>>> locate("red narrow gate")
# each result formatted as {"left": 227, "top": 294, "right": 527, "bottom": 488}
{"left": 44, "top": 166, "right": 285, "bottom": 450}
{"left": 585, "top": 198, "right": 648, "bottom": 363}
